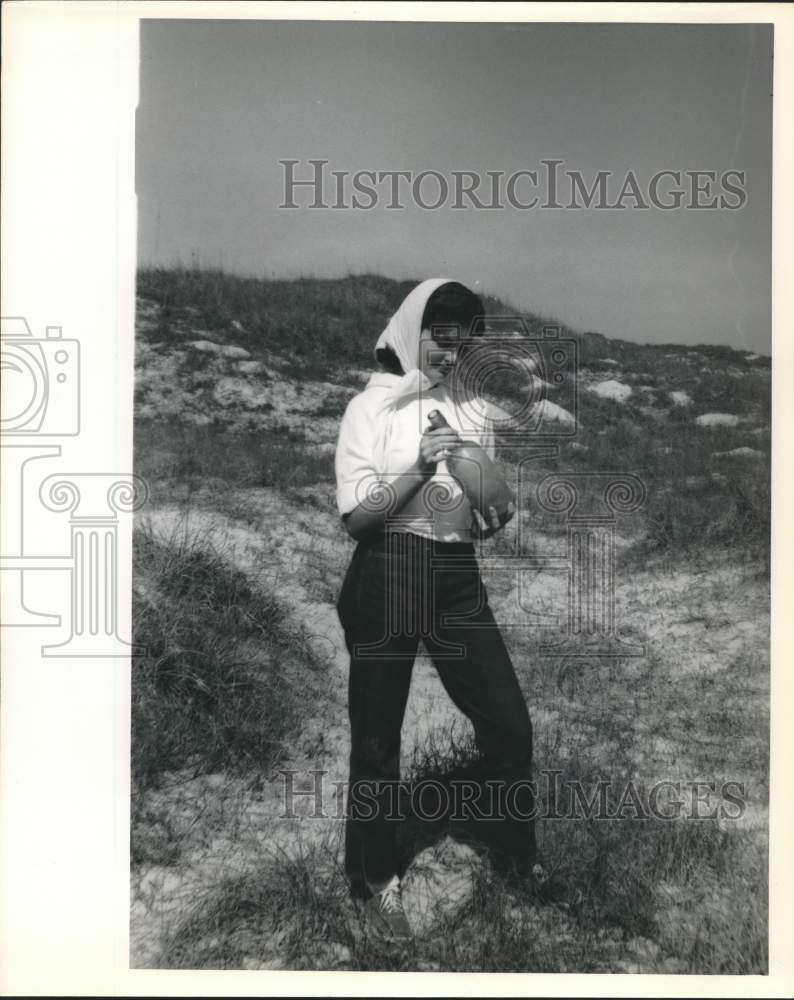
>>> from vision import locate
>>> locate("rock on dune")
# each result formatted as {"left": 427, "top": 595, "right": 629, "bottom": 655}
{"left": 535, "top": 399, "right": 576, "bottom": 427}
{"left": 521, "top": 377, "right": 556, "bottom": 395}
{"left": 237, "top": 360, "right": 269, "bottom": 376}
{"left": 588, "top": 380, "right": 633, "bottom": 403}
{"left": 712, "top": 446, "right": 764, "bottom": 460}
{"left": 213, "top": 377, "right": 271, "bottom": 410}
{"left": 488, "top": 399, "right": 576, "bottom": 429}
{"left": 695, "top": 412, "right": 742, "bottom": 428}
{"left": 669, "top": 390, "right": 691, "bottom": 407}
{"left": 307, "top": 441, "right": 337, "bottom": 456}
{"left": 401, "top": 837, "right": 482, "bottom": 936}
{"left": 189, "top": 340, "right": 251, "bottom": 360}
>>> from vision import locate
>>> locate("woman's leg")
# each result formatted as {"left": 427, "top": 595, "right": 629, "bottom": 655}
{"left": 336, "top": 538, "right": 420, "bottom": 896}
{"left": 345, "top": 641, "right": 417, "bottom": 895}
{"left": 421, "top": 552, "right": 537, "bottom": 877}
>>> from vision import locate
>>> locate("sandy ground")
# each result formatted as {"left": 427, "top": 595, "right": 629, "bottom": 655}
{"left": 130, "top": 304, "right": 769, "bottom": 969}
{"left": 131, "top": 485, "right": 768, "bottom": 969}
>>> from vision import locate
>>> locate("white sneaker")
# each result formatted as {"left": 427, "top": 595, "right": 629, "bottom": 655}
{"left": 363, "top": 875, "right": 413, "bottom": 943}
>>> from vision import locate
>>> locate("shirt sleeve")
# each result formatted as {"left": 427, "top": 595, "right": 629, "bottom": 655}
{"left": 335, "top": 396, "right": 380, "bottom": 517}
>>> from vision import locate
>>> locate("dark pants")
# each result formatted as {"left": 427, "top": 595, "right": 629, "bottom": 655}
{"left": 336, "top": 529, "right": 536, "bottom": 894}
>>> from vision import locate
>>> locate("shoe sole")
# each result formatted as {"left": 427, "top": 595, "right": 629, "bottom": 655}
{"left": 364, "top": 908, "right": 414, "bottom": 945}
{"left": 352, "top": 898, "right": 414, "bottom": 946}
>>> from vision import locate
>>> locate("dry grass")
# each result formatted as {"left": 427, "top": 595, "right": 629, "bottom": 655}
{"left": 131, "top": 267, "right": 769, "bottom": 973}
{"left": 131, "top": 517, "right": 328, "bottom": 862}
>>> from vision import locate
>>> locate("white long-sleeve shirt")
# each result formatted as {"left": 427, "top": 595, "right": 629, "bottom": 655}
{"left": 335, "top": 380, "right": 495, "bottom": 543}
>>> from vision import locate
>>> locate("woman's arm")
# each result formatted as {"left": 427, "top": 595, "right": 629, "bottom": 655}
{"left": 342, "top": 426, "right": 462, "bottom": 541}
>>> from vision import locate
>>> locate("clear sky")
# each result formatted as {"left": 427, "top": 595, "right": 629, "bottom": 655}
{"left": 137, "top": 19, "right": 772, "bottom": 352}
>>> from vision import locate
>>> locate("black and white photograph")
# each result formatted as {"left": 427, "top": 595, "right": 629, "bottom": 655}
{"left": 130, "top": 12, "right": 774, "bottom": 975}
{"left": 2, "top": 2, "right": 793, "bottom": 995}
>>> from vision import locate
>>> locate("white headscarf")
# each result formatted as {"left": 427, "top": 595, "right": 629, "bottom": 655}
{"left": 364, "top": 278, "right": 454, "bottom": 474}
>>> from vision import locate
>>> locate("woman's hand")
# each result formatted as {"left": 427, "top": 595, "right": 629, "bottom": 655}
{"left": 471, "top": 502, "right": 515, "bottom": 539}
{"left": 418, "top": 426, "right": 462, "bottom": 473}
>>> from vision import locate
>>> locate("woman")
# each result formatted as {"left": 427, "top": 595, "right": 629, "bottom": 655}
{"left": 335, "top": 279, "right": 539, "bottom": 943}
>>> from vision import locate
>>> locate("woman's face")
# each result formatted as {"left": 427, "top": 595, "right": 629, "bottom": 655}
{"left": 418, "top": 328, "right": 461, "bottom": 384}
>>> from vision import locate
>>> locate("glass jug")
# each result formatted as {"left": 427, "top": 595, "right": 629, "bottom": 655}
{"left": 427, "top": 409, "right": 515, "bottom": 527}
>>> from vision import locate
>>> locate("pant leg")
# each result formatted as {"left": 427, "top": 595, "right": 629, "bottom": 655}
{"left": 421, "top": 548, "right": 537, "bottom": 875}
{"left": 336, "top": 536, "right": 420, "bottom": 894}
